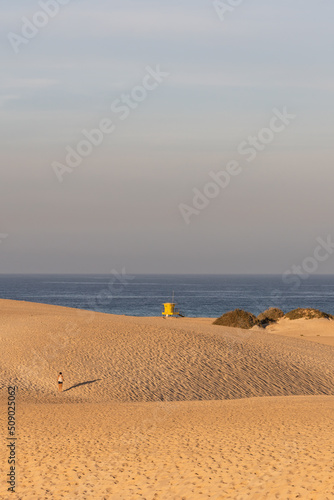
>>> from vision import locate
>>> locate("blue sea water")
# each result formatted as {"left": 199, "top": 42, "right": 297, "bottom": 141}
{"left": 1, "top": 274, "right": 334, "bottom": 318}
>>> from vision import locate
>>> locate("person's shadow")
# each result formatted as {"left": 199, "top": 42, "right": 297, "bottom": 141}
{"left": 63, "top": 379, "right": 102, "bottom": 392}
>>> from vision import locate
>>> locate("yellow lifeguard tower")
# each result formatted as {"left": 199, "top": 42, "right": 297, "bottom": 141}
{"left": 162, "top": 292, "right": 183, "bottom": 318}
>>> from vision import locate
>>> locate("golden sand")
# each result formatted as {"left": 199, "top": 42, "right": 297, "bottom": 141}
{"left": 1, "top": 397, "right": 334, "bottom": 499}
{"left": 0, "top": 300, "right": 334, "bottom": 499}
{"left": 267, "top": 316, "right": 334, "bottom": 347}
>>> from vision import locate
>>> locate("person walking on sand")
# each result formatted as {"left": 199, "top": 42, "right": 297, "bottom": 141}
{"left": 57, "top": 372, "right": 64, "bottom": 392}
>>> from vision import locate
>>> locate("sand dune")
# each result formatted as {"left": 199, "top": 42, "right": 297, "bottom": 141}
{"left": 1, "top": 300, "right": 334, "bottom": 499}
{"left": 267, "top": 316, "right": 334, "bottom": 346}
{"left": 1, "top": 300, "right": 334, "bottom": 404}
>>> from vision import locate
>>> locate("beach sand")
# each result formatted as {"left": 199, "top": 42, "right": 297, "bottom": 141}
{"left": 1, "top": 397, "right": 334, "bottom": 499}
{"left": 1, "top": 300, "right": 334, "bottom": 499}
{"left": 266, "top": 317, "right": 334, "bottom": 347}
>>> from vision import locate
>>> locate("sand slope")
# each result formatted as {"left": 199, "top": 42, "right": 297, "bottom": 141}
{"left": 0, "top": 300, "right": 334, "bottom": 403}
{"left": 267, "top": 317, "right": 334, "bottom": 346}
{"left": 1, "top": 300, "right": 334, "bottom": 499}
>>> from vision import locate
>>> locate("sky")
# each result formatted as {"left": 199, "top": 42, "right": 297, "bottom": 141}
{"left": 1, "top": 0, "right": 334, "bottom": 274}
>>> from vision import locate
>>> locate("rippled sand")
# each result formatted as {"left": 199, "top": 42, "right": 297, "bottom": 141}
{"left": 0, "top": 300, "right": 334, "bottom": 499}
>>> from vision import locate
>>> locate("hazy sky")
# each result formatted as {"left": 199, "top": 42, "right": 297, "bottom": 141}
{"left": 1, "top": 0, "right": 334, "bottom": 274}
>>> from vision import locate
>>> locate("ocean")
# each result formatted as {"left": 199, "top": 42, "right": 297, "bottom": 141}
{"left": 1, "top": 274, "right": 334, "bottom": 318}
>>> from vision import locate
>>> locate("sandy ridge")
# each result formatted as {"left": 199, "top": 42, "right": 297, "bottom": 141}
{"left": 0, "top": 300, "right": 334, "bottom": 403}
